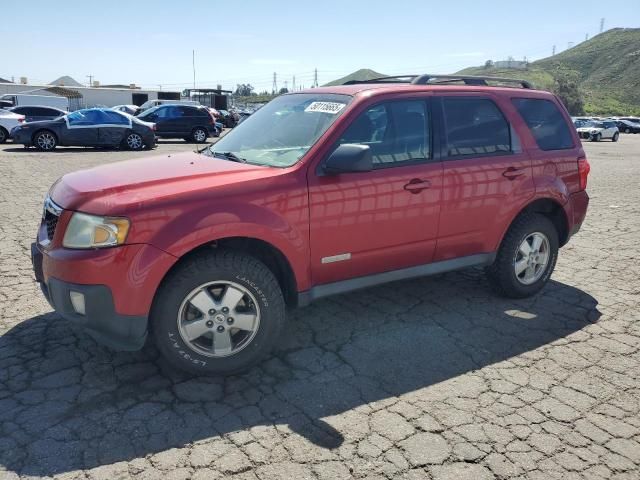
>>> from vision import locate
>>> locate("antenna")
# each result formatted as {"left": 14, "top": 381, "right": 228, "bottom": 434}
{"left": 272, "top": 72, "right": 277, "bottom": 94}
{"left": 600, "top": 18, "right": 605, "bottom": 33}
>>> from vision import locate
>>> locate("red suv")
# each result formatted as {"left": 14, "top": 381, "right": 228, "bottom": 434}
{"left": 31, "top": 75, "right": 590, "bottom": 375}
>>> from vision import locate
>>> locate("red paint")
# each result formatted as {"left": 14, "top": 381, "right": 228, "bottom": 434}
{"left": 42, "top": 84, "right": 589, "bottom": 316}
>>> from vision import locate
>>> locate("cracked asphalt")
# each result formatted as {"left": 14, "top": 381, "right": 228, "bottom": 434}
{"left": 1, "top": 135, "right": 639, "bottom": 480}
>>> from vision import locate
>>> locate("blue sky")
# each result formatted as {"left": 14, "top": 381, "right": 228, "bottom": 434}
{"left": 4, "top": 0, "right": 639, "bottom": 92}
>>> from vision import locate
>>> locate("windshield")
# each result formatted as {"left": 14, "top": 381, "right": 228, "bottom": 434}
{"left": 207, "top": 93, "right": 351, "bottom": 167}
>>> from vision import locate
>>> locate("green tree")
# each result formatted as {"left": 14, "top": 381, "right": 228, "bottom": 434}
{"left": 234, "top": 84, "right": 255, "bottom": 96}
{"left": 552, "top": 71, "right": 585, "bottom": 115}
{"left": 279, "top": 87, "right": 289, "bottom": 94}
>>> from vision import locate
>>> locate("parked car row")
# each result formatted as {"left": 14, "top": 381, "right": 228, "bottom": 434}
{"left": 572, "top": 115, "right": 640, "bottom": 141}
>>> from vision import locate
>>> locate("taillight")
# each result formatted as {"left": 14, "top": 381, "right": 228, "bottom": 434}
{"left": 578, "top": 155, "right": 590, "bottom": 191}
{"left": 18, "top": 116, "right": 25, "bottom": 123}
{"left": 152, "top": 123, "right": 157, "bottom": 131}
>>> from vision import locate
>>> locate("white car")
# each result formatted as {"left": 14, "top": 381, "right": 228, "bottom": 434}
{"left": 576, "top": 119, "right": 619, "bottom": 142}
{"left": 0, "top": 108, "right": 26, "bottom": 143}
{"left": 112, "top": 104, "right": 141, "bottom": 116}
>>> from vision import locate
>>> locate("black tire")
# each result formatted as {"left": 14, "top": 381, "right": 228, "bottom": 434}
{"left": 624, "top": 128, "right": 631, "bottom": 134}
{"left": 593, "top": 133, "right": 601, "bottom": 142}
{"left": 191, "top": 127, "right": 208, "bottom": 143}
{"left": 0, "top": 127, "right": 8, "bottom": 144}
{"left": 485, "top": 213, "right": 559, "bottom": 298}
{"left": 124, "top": 131, "right": 144, "bottom": 150}
{"left": 33, "top": 130, "right": 57, "bottom": 151}
{"left": 151, "top": 250, "right": 285, "bottom": 375}
{"left": 612, "top": 132, "right": 619, "bottom": 142}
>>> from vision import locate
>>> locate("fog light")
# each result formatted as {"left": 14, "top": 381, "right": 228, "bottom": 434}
{"left": 69, "top": 291, "right": 86, "bottom": 315}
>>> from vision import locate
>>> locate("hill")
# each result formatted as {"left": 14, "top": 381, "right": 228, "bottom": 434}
{"left": 323, "top": 69, "right": 386, "bottom": 86}
{"left": 458, "top": 28, "right": 640, "bottom": 115}
{"left": 50, "top": 75, "right": 83, "bottom": 87}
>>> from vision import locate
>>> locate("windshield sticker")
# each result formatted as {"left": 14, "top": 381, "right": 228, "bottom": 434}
{"left": 304, "top": 102, "right": 346, "bottom": 115}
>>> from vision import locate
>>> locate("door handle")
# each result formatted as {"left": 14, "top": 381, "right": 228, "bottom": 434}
{"left": 502, "top": 167, "right": 524, "bottom": 180}
{"left": 404, "top": 178, "right": 431, "bottom": 193}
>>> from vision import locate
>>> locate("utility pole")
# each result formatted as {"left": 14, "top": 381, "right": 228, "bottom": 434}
{"left": 585, "top": 33, "right": 589, "bottom": 42}
{"left": 292, "top": 75, "right": 296, "bottom": 92}
{"left": 313, "top": 68, "right": 318, "bottom": 88}
{"left": 192, "top": 50, "right": 196, "bottom": 90}
{"left": 600, "top": 18, "right": 605, "bottom": 33}
{"left": 552, "top": 45, "right": 556, "bottom": 56}
{"left": 272, "top": 72, "right": 277, "bottom": 94}
{"left": 86, "top": 74, "right": 93, "bottom": 87}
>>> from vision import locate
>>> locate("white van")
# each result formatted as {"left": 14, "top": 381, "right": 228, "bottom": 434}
{"left": 0, "top": 94, "right": 69, "bottom": 111}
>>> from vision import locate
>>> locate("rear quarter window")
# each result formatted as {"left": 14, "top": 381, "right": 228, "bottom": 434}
{"left": 512, "top": 98, "right": 574, "bottom": 151}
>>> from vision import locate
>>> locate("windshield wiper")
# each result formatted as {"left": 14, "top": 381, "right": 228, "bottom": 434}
{"left": 212, "top": 151, "right": 248, "bottom": 163}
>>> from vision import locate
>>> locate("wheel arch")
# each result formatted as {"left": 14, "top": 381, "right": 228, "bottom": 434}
{"left": 501, "top": 198, "right": 570, "bottom": 248}
{"left": 153, "top": 236, "right": 299, "bottom": 310}
{"left": 32, "top": 128, "right": 58, "bottom": 144}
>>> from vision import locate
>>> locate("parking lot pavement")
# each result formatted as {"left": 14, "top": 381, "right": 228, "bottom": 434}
{"left": 0, "top": 135, "right": 639, "bottom": 480}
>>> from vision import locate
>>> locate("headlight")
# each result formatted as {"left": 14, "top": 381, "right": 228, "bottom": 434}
{"left": 63, "top": 212, "right": 130, "bottom": 249}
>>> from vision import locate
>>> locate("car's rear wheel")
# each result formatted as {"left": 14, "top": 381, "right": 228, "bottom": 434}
{"left": 0, "top": 127, "right": 8, "bottom": 144}
{"left": 612, "top": 132, "right": 619, "bottom": 142}
{"left": 151, "top": 250, "right": 285, "bottom": 375}
{"left": 124, "top": 132, "right": 144, "bottom": 150}
{"left": 191, "top": 127, "right": 208, "bottom": 143}
{"left": 34, "top": 131, "right": 57, "bottom": 151}
{"left": 625, "top": 128, "right": 631, "bottom": 133}
{"left": 592, "top": 133, "right": 601, "bottom": 142}
{"left": 485, "top": 213, "right": 558, "bottom": 298}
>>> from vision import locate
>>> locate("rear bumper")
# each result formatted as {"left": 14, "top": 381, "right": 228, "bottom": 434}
{"left": 566, "top": 190, "right": 589, "bottom": 240}
{"left": 31, "top": 241, "right": 177, "bottom": 350}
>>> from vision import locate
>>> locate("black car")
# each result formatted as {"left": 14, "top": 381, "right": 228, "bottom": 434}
{"left": 9, "top": 105, "right": 66, "bottom": 122}
{"left": 137, "top": 104, "right": 217, "bottom": 142}
{"left": 10, "top": 108, "right": 156, "bottom": 151}
{"left": 615, "top": 120, "right": 640, "bottom": 134}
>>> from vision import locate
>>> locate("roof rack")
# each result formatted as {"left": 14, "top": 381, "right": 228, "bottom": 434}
{"left": 343, "top": 74, "right": 533, "bottom": 89}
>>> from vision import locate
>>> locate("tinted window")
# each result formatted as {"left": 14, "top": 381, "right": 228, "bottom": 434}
{"left": 68, "top": 110, "right": 103, "bottom": 126}
{"left": 179, "top": 106, "right": 205, "bottom": 117}
{"left": 337, "top": 100, "right": 430, "bottom": 167}
{"left": 100, "top": 110, "right": 130, "bottom": 125}
{"left": 157, "top": 106, "right": 181, "bottom": 119}
{"left": 512, "top": 98, "right": 574, "bottom": 151}
{"left": 442, "top": 97, "right": 511, "bottom": 157}
{"left": 43, "top": 108, "right": 63, "bottom": 117}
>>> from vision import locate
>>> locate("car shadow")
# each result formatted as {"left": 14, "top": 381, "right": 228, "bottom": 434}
{"left": 0, "top": 272, "right": 600, "bottom": 477}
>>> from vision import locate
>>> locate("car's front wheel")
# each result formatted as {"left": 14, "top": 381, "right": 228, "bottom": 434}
{"left": 124, "top": 132, "right": 144, "bottom": 150}
{"left": 625, "top": 128, "right": 631, "bottom": 134}
{"left": 151, "top": 250, "right": 285, "bottom": 375}
{"left": 0, "top": 127, "right": 8, "bottom": 144}
{"left": 34, "top": 130, "right": 57, "bottom": 151}
{"left": 485, "top": 213, "right": 558, "bottom": 298}
{"left": 612, "top": 132, "right": 619, "bottom": 142}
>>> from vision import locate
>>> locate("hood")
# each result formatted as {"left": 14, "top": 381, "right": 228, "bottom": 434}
{"left": 50, "top": 150, "right": 274, "bottom": 214}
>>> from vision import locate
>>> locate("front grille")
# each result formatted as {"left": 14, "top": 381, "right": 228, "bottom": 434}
{"left": 42, "top": 196, "right": 62, "bottom": 242}
{"left": 44, "top": 210, "right": 59, "bottom": 240}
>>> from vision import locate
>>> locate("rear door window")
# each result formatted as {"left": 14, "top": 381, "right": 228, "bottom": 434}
{"left": 442, "top": 97, "right": 512, "bottom": 157}
{"left": 512, "top": 98, "right": 574, "bottom": 151}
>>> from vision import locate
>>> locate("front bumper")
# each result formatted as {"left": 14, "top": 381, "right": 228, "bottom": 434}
{"left": 31, "top": 240, "right": 176, "bottom": 350}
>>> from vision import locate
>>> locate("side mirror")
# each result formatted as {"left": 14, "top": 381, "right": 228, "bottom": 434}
{"left": 322, "top": 144, "right": 373, "bottom": 175}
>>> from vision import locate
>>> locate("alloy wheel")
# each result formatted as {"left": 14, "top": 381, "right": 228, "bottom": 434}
{"left": 194, "top": 129, "right": 207, "bottom": 142}
{"left": 177, "top": 281, "right": 261, "bottom": 357}
{"left": 127, "top": 133, "right": 143, "bottom": 150}
{"left": 513, "top": 232, "right": 550, "bottom": 285}
{"left": 36, "top": 133, "right": 56, "bottom": 150}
